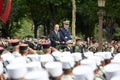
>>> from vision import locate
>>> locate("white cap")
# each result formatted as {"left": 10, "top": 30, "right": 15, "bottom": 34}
{"left": 114, "top": 53, "right": 120, "bottom": 60}
{"left": 66, "top": 40, "right": 73, "bottom": 44}
{"left": 24, "top": 71, "right": 41, "bottom": 80}
{"left": 27, "top": 54, "right": 40, "bottom": 62}
{"left": 84, "top": 51, "right": 94, "bottom": 58}
{"left": 94, "top": 52, "right": 104, "bottom": 60}
{"left": 73, "top": 65, "right": 94, "bottom": 80}
{"left": 45, "top": 62, "right": 63, "bottom": 77}
{"left": 6, "top": 63, "right": 27, "bottom": 79}
{"left": 88, "top": 56, "right": 103, "bottom": 66}
{"left": 110, "top": 75, "right": 120, "bottom": 80}
{"left": 81, "top": 59, "right": 97, "bottom": 71}
{"left": 111, "top": 58, "right": 120, "bottom": 64}
{"left": 40, "top": 54, "right": 54, "bottom": 66}
{"left": 102, "top": 52, "right": 112, "bottom": 59}
{"left": 52, "top": 50, "right": 62, "bottom": 61}
{"left": 60, "top": 56, "right": 75, "bottom": 69}
{"left": 24, "top": 70, "right": 49, "bottom": 80}
{"left": 27, "top": 61, "right": 41, "bottom": 72}
{"left": 104, "top": 63, "right": 120, "bottom": 80}
{"left": 0, "top": 61, "right": 3, "bottom": 74}
{"left": 72, "top": 53, "right": 82, "bottom": 62}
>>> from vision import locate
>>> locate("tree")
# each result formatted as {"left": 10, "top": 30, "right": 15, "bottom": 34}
{"left": 76, "top": 0, "right": 98, "bottom": 39}
{"left": 71, "top": 0, "right": 76, "bottom": 42}
{"left": 0, "top": 0, "right": 28, "bottom": 38}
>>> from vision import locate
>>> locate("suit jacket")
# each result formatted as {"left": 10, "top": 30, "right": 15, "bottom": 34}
{"left": 49, "top": 30, "right": 62, "bottom": 47}
{"left": 60, "top": 27, "right": 71, "bottom": 42}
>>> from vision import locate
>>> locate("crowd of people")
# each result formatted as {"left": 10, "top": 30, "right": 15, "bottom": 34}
{"left": 0, "top": 20, "right": 120, "bottom": 80}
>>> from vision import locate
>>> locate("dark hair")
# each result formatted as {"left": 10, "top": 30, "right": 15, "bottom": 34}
{"left": 117, "top": 47, "right": 120, "bottom": 53}
{"left": 63, "top": 68, "right": 72, "bottom": 75}
{"left": 0, "top": 50, "right": 4, "bottom": 55}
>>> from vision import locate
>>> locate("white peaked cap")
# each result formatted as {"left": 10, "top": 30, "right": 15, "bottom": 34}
{"left": 88, "top": 56, "right": 103, "bottom": 66}
{"left": 104, "top": 63, "right": 120, "bottom": 80}
{"left": 52, "top": 50, "right": 62, "bottom": 61}
{"left": 110, "top": 75, "right": 120, "bottom": 80}
{"left": 24, "top": 71, "right": 41, "bottom": 80}
{"left": 66, "top": 40, "right": 73, "bottom": 44}
{"left": 72, "top": 53, "right": 82, "bottom": 62}
{"left": 27, "top": 54, "right": 40, "bottom": 62}
{"left": 6, "top": 63, "right": 27, "bottom": 79}
{"left": 27, "top": 61, "right": 41, "bottom": 72}
{"left": 73, "top": 65, "right": 94, "bottom": 80}
{"left": 94, "top": 52, "right": 104, "bottom": 60}
{"left": 60, "top": 56, "right": 75, "bottom": 69}
{"left": 24, "top": 70, "right": 49, "bottom": 80}
{"left": 84, "top": 51, "right": 94, "bottom": 58}
{"left": 45, "top": 62, "right": 63, "bottom": 77}
{"left": 102, "top": 52, "right": 112, "bottom": 59}
{"left": 0, "top": 61, "right": 3, "bottom": 74}
{"left": 114, "top": 53, "right": 120, "bottom": 60}
{"left": 81, "top": 59, "right": 97, "bottom": 71}
{"left": 40, "top": 54, "right": 54, "bottom": 66}
{"left": 111, "top": 58, "right": 120, "bottom": 64}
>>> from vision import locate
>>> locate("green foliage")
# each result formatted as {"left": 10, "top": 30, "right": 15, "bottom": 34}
{"left": 113, "top": 27, "right": 120, "bottom": 39}
{"left": 76, "top": 0, "right": 98, "bottom": 38}
{"left": 14, "top": 19, "right": 34, "bottom": 38}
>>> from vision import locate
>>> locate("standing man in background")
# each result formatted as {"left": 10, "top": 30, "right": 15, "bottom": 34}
{"left": 60, "top": 20, "right": 72, "bottom": 43}
{"left": 49, "top": 24, "right": 62, "bottom": 48}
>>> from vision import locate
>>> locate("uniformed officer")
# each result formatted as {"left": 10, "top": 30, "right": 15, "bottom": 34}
{"left": 60, "top": 20, "right": 72, "bottom": 42}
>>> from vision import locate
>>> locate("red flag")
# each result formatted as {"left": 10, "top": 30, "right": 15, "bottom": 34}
{"left": 0, "top": 0, "right": 3, "bottom": 16}
{"left": 0, "top": 0, "right": 11, "bottom": 23}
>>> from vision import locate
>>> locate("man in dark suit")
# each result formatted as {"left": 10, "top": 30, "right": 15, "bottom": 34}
{"left": 49, "top": 24, "right": 62, "bottom": 48}
{"left": 60, "top": 20, "right": 72, "bottom": 43}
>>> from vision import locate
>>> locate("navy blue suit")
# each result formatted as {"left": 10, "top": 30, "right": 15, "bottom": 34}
{"left": 60, "top": 27, "right": 72, "bottom": 42}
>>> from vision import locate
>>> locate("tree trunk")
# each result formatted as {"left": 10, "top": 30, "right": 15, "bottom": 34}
{"left": 1, "top": 22, "right": 10, "bottom": 38}
{"left": 43, "top": 23, "right": 46, "bottom": 36}
{"left": 34, "top": 23, "right": 38, "bottom": 38}
{"left": 71, "top": 0, "right": 76, "bottom": 43}
{"left": 49, "top": 2, "right": 56, "bottom": 27}
{"left": 46, "top": 20, "right": 50, "bottom": 35}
